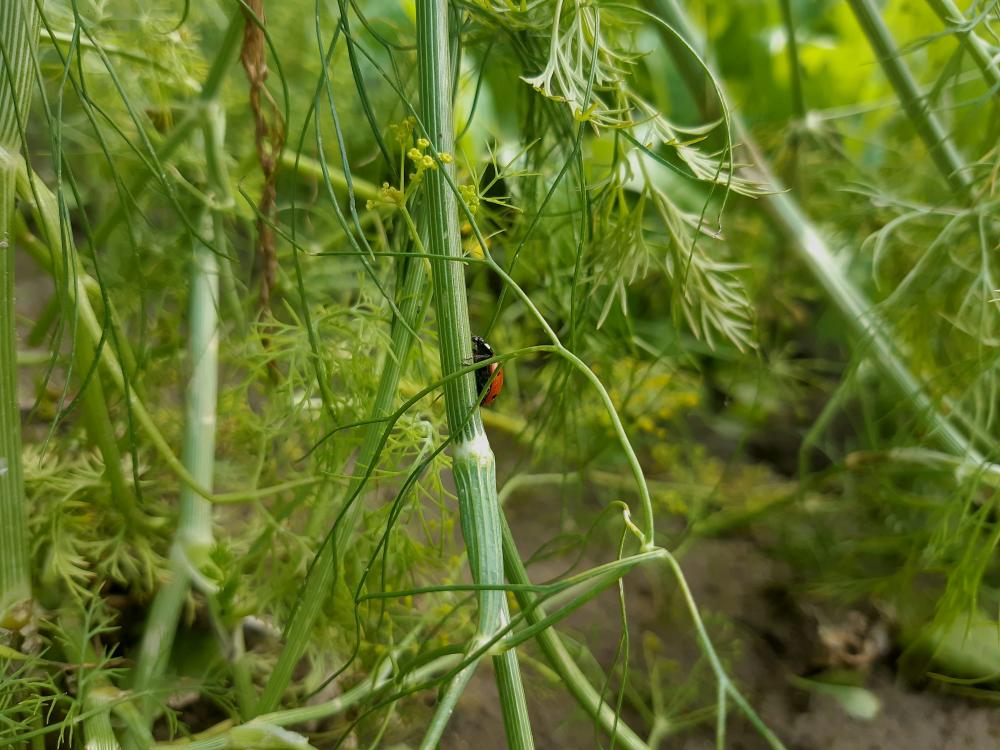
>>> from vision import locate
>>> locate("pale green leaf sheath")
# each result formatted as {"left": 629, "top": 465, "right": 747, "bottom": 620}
{"left": 0, "top": 0, "right": 38, "bottom": 622}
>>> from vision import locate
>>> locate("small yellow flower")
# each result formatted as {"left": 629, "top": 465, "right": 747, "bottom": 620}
{"left": 367, "top": 181, "right": 405, "bottom": 209}
{"left": 388, "top": 116, "right": 416, "bottom": 146}
{"left": 464, "top": 234, "right": 485, "bottom": 259}
{"left": 460, "top": 184, "right": 480, "bottom": 214}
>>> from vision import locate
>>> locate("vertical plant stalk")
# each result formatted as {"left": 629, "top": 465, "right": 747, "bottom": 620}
{"left": 778, "top": 0, "right": 805, "bottom": 120}
{"left": 846, "top": 0, "right": 974, "bottom": 197}
{"left": 416, "top": 3, "right": 533, "bottom": 747}
{"left": 0, "top": 0, "right": 38, "bottom": 621}
{"left": 0, "top": 166, "right": 29, "bottom": 621}
{"left": 653, "top": 0, "right": 983, "bottom": 463}
{"left": 131, "top": 111, "right": 224, "bottom": 716}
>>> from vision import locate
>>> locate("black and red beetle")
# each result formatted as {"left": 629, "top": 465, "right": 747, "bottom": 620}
{"left": 471, "top": 335, "right": 504, "bottom": 407}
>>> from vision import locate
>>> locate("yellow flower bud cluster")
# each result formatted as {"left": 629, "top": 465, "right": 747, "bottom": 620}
{"left": 459, "top": 184, "right": 480, "bottom": 216}
{"left": 388, "top": 116, "right": 416, "bottom": 146}
{"left": 366, "top": 183, "right": 405, "bottom": 210}
{"left": 406, "top": 137, "right": 453, "bottom": 185}
{"left": 365, "top": 118, "right": 456, "bottom": 212}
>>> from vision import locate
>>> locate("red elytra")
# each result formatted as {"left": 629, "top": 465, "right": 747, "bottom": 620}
{"left": 471, "top": 335, "right": 504, "bottom": 406}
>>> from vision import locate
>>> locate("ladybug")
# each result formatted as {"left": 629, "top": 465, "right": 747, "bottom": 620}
{"left": 471, "top": 335, "right": 504, "bottom": 407}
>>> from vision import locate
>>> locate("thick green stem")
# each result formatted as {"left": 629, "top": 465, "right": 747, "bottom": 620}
{"left": 59, "top": 615, "right": 125, "bottom": 750}
{"left": 82, "top": 688, "right": 122, "bottom": 750}
{"left": 0, "top": 0, "right": 38, "bottom": 621}
{"left": 416, "top": 9, "right": 493, "bottom": 610}
{"left": 846, "top": 0, "right": 974, "bottom": 197}
{"left": 0, "top": 166, "right": 30, "bottom": 622}
{"left": 0, "top": 1, "right": 37, "bottom": 147}
{"left": 415, "top": 2, "right": 532, "bottom": 747}
{"left": 132, "top": 108, "right": 224, "bottom": 717}
{"left": 493, "top": 647, "right": 535, "bottom": 749}
{"left": 130, "top": 214, "right": 219, "bottom": 712}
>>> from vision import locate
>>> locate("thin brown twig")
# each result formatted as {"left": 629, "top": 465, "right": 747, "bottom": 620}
{"left": 239, "top": 0, "right": 285, "bottom": 319}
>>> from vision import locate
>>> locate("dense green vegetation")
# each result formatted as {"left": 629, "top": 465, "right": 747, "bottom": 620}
{"left": 1, "top": 0, "right": 998, "bottom": 747}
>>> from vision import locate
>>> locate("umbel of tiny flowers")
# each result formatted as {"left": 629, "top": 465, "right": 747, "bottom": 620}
{"left": 366, "top": 182, "right": 405, "bottom": 210}
{"left": 459, "top": 183, "right": 479, "bottom": 215}
{"left": 407, "top": 136, "right": 453, "bottom": 186}
{"left": 366, "top": 128, "right": 455, "bottom": 211}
